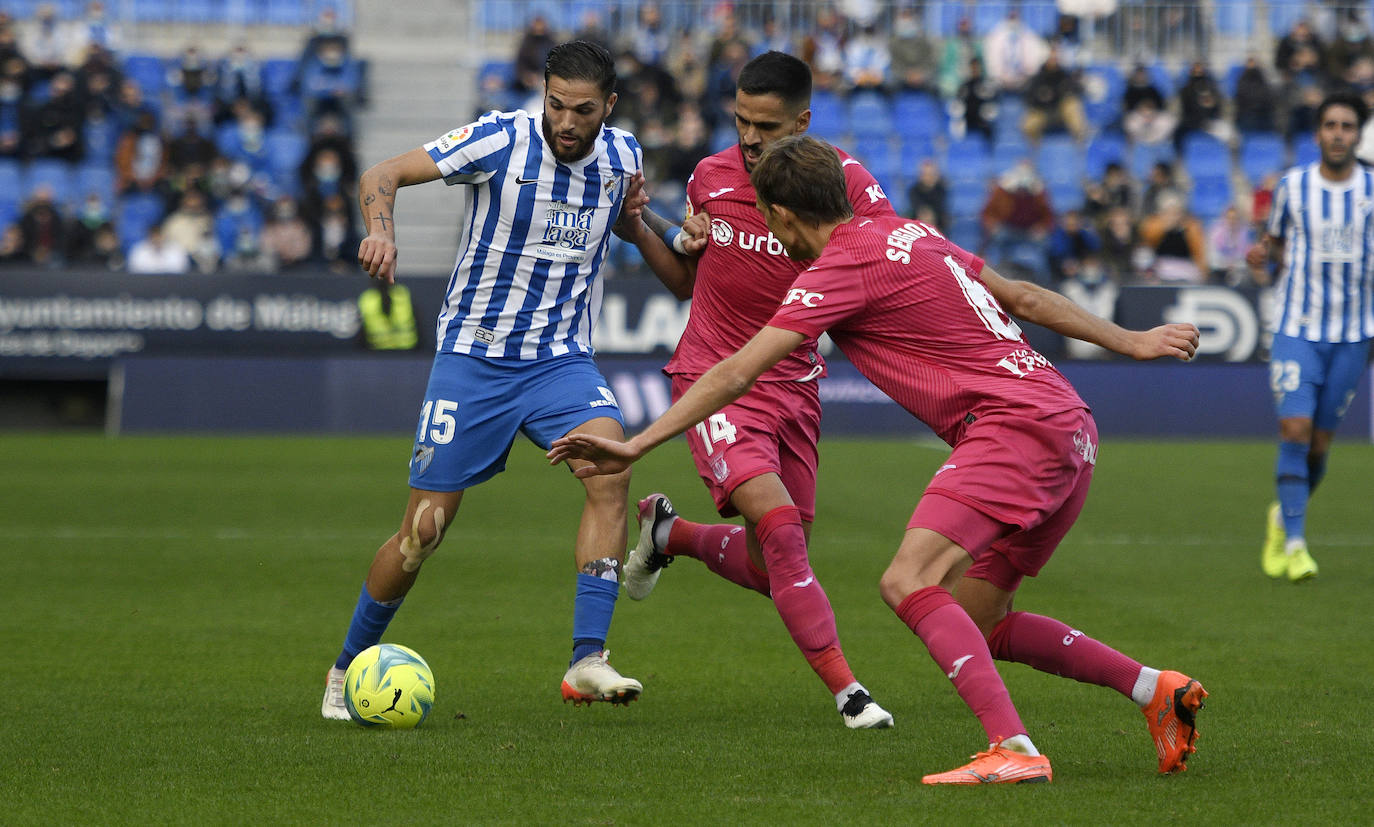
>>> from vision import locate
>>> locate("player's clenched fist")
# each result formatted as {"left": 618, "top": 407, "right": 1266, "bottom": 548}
{"left": 358, "top": 233, "right": 398, "bottom": 283}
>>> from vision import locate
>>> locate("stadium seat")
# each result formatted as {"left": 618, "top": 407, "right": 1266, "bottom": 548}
{"left": 1129, "top": 140, "right": 1175, "bottom": 181}
{"left": 1085, "top": 131, "right": 1126, "bottom": 179}
{"left": 122, "top": 54, "right": 166, "bottom": 98}
{"left": 24, "top": 159, "right": 75, "bottom": 206}
{"left": 949, "top": 179, "right": 988, "bottom": 218}
{"left": 899, "top": 134, "right": 937, "bottom": 172}
{"left": 991, "top": 134, "right": 1031, "bottom": 175}
{"left": 1037, "top": 134, "right": 1085, "bottom": 189}
{"left": 266, "top": 129, "right": 309, "bottom": 195}
{"left": 972, "top": 1, "right": 1010, "bottom": 35}
{"left": 853, "top": 135, "right": 899, "bottom": 183}
{"left": 1082, "top": 63, "right": 1125, "bottom": 129}
{"left": 1048, "top": 179, "right": 1085, "bottom": 211}
{"left": 1268, "top": 0, "right": 1308, "bottom": 37}
{"left": 0, "top": 159, "right": 21, "bottom": 211}
{"left": 82, "top": 116, "right": 120, "bottom": 162}
{"left": 849, "top": 91, "right": 895, "bottom": 139}
{"left": 945, "top": 136, "right": 991, "bottom": 186}
{"left": 709, "top": 124, "right": 736, "bottom": 154}
{"left": 948, "top": 215, "right": 982, "bottom": 251}
{"left": 893, "top": 91, "right": 945, "bottom": 140}
{"left": 1239, "top": 133, "right": 1287, "bottom": 182}
{"left": 1190, "top": 176, "right": 1233, "bottom": 219}
{"left": 929, "top": 1, "right": 964, "bottom": 36}
{"left": 262, "top": 59, "right": 299, "bottom": 99}
{"left": 1295, "top": 141, "right": 1320, "bottom": 166}
{"left": 1182, "top": 133, "right": 1230, "bottom": 180}
{"left": 118, "top": 192, "right": 167, "bottom": 252}
{"left": 809, "top": 90, "right": 847, "bottom": 140}
{"left": 1213, "top": 1, "right": 1253, "bottom": 36}
{"left": 1021, "top": 1, "right": 1060, "bottom": 35}
{"left": 75, "top": 163, "right": 117, "bottom": 207}
{"left": 0, "top": 199, "right": 18, "bottom": 230}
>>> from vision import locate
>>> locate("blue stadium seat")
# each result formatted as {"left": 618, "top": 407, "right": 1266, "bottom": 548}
{"left": 853, "top": 136, "right": 899, "bottom": 183}
{"left": 808, "top": 90, "right": 847, "bottom": 140}
{"left": 479, "top": 2, "right": 524, "bottom": 31}
{"left": 892, "top": 91, "right": 946, "bottom": 140}
{"left": 1085, "top": 131, "right": 1126, "bottom": 179}
{"left": 849, "top": 91, "right": 895, "bottom": 139}
{"left": 994, "top": 93, "right": 1027, "bottom": 140}
{"left": 1020, "top": 1, "right": 1059, "bottom": 36}
{"left": 24, "top": 159, "right": 75, "bottom": 206}
{"left": 1129, "top": 140, "right": 1175, "bottom": 181}
{"left": 1190, "top": 176, "right": 1233, "bottom": 219}
{"left": 945, "top": 136, "right": 991, "bottom": 185}
{"left": 1295, "top": 140, "right": 1320, "bottom": 166}
{"left": 948, "top": 215, "right": 982, "bottom": 251}
{"left": 1048, "top": 179, "right": 1085, "bottom": 211}
{"left": 1213, "top": 1, "right": 1253, "bottom": 36}
{"left": 75, "top": 163, "right": 117, "bottom": 207}
{"left": 118, "top": 192, "right": 166, "bottom": 252}
{"left": 709, "top": 124, "right": 736, "bottom": 154}
{"left": 1082, "top": 63, "right": 1125, "bottom": 129}
{"left": 0, "top": 199, "right": 18, "bottom": 230}
{"left": 1182, "top": 133, "right": 1230, "bottom": 180}
{"left": 262, "top": 59, "right": 299, "bottom": 98}
{"left": 260, "top": 0, "right": 310, "bottom": 25}
{"left": 1239, "top": 133, "right": 1286, "bottom": 182}
{"left": 0, "top": 159, "right": 21, "bottom": 211}
{"left": 949, "top": 180, "right": 988, "bottom": 218}
{"left": 266, "top": 129, "right": 309, "bottom": 194}
{"left": 82, "top": 116, "right": 120, "bottom": 162}
{"left": 1269, "top": 0, "right": 1308, "bottom": 37}
{"left": 929, "top": 1, "right": 965, "bottom": 36}
{"left": 1037, "top": 134, "right": 1085, "bottom": 189}
{"left": 1224, "top": 62, "right": 1246, "bottom": 97}
{"left": 123, "top": 54, "right": 166, "bottom": 99}
{"left": 899, "top": 134, "right": 937, "bottom": 171}
{"left": 130, "top": 0, "right": 175, "bottom": 23}
{"left": 991, "top": 134, "right": 1031, "bottom": 175}
{"left": 973, "top": 1, "right": 1010, "bottom": 35}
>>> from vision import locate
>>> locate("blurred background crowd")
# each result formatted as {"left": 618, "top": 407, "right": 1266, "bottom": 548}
{"left": 0, "top": 1, "right": 364, "bottom": 274}
{"left": 2, "top": 0, "right": 1373, "bottom": 289}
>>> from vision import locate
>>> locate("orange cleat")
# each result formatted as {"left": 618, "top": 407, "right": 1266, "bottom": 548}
{"left": 1143, "top": 670, "right": 1208, "bottom": 773}
{"left": 921, "top": 740, "right": 1053, "bottom": 785}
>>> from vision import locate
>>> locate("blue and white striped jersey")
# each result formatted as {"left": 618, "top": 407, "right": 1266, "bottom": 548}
{"left": 1268, "top": 162, "right": 1374, "bottom": 342}
{"left": 423, "top": 109, "right": 642, "bottom": 360}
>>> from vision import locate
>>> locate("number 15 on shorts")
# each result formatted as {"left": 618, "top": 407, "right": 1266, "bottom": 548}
{"left": 418, "top": 399, "right": 458, "bottom": 444}
{"left": 693, "top": 413, "right": 737, "bottom": 456}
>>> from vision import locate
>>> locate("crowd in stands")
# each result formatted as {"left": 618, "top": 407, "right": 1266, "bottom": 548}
{"left": 484, "top": 0, "right": 1374, "bottom": 288}
{"left": 0, "top": 2, "right": 364, "bottom": 274}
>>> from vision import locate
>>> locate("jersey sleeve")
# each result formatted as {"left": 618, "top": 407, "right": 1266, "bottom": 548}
{"left": 423, "top": 112, "right": 513, "bottom": 185}
{"left": 766, "top": 256, "right": 867, "bottom": 338}
{"left": 839, "top": 152, "right": 898, "bottom": 219}
{"left": 1267, "top": 173, "right": 1290, "bottom": 239}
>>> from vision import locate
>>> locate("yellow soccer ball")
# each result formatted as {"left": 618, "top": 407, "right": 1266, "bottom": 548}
{"left": 343, "top": 643, "right": 435, "bottom": 728}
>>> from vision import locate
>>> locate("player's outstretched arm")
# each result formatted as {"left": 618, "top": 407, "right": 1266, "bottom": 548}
{"left": 549, "top": 325, "right": 805, "bottom": 477}
{"left": 616, "top": 201, "right": 701, "bottom": 300}
{"left": 980, "top": 265, "right": 1200, "bottom": 361}
{"left": 356, "top": 147, "right": 443, "bottom": 284}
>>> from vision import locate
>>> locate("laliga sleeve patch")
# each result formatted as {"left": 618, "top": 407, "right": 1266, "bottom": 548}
{"left": 434, "top": 125, "right": 474, "bottom": 153}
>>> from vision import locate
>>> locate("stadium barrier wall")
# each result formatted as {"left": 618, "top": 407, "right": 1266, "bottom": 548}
{"left": 110, "top": 354, "right": 1372, "bottom": 440}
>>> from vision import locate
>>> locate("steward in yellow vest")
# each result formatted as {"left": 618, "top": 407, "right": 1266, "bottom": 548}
{"left": 357, "top": 282, "right": 418, "bottom": 350}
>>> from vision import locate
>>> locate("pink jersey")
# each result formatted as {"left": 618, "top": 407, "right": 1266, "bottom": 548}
{"left": 665, "top": 143, "right": 896, "bottom": 382}
{"left": 768, "top": 216, "right": 1087, "bottom": 445}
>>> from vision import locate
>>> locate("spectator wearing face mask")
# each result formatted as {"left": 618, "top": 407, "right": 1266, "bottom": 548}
{"left": 260, "top": 195, "right": 312, "bottom": 271}
{"left": 216, "top": 101, "right": 272, "bottom": 189}
{"left": 28, "top": 69, "right": 85, "bottom": 161}
{"left": 66, "top": 192, "right": 123, "bottom": 270}
{"left": 114, "top": 108, "right": 167, "bottom": 195}
{"left": 214, "top": 188, "right": 263, "bottom": 265}
{"left": 127, "top": 222, "right": 191, "bottom": 274}
{"left": 167, "top": 45, "right": 216, "bottom": 135}
{"left": 311, "top": 192, "right": 359, "bottom": 274}
{"left": 299, "top": 38, "right": 362, "bottom": 132}
{"left": 162, "top": 188, "right": 220, "bottom": 272}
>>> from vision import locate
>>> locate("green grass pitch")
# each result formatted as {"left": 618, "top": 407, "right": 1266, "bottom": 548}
{"left": 4, "top": 432, "right": 1372, "bottom": 824}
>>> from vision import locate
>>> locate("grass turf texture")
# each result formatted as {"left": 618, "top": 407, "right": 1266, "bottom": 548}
{"left": 4, "top": 433, "right": 1372, "bottom": 824}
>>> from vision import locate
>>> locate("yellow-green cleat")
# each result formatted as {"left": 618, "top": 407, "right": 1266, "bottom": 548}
{"left": 1261, "top": 502, "right": 1288, "bottom": 579}
{"left": 1286, "top": 541, "right": 1318, "bottom": 582}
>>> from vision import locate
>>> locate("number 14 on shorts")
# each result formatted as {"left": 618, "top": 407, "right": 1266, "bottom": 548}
{"left": 693, "top": 413, "right": 737, "bottom": 456}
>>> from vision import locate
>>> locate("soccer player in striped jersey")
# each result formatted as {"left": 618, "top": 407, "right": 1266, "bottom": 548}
{"left": 613, "top": 51, "right": 895, "bottom": 729}
{"left": 321, "top": 42, "right": 650, "bottom": 719}
{"left": 1247, "top": 91, "right": 1373, "bottom": 583}
{"left": 550, "top": 136, "right": 1206, "bottom": 783}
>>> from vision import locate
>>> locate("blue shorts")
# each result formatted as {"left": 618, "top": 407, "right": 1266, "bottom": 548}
{"left": 408, "top": 351, "right": 625, "bottom": 491}
{"left": 1269, "top": 334, "right": 1372, "bottom": 430}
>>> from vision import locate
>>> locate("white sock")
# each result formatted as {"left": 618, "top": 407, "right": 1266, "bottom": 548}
{"left": 653, "top": 517, "right": 676, "bottom": 553}
{"left": 1132, "top": 667, "right": 1161, "bottom": 706}
{"left": 835, "top": 681, "right": 864, "bottom": 712}
{"left": 1285, "top": 537, "right": 1306, "bottom": 555}
{"left": 999, "top": 734, "right": 1039, "bottom": 756}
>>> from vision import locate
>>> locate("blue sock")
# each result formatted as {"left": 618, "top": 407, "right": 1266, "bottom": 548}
{"left": 571, "top": 573, "right": 617, "bottom": 665}
{"left": 1307, "top": 452, "right": 1328, "bottom": 496}
{"left": 1276, "top": 441, "right": 1309, "bottom": 540}
{"left": 334, "top": 584, "right": 403, "bottom": 670}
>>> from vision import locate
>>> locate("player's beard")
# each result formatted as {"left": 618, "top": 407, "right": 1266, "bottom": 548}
{"left": 544, "top": 120, "right": 599, "bottom": 163}
{"left": 1321, "top": 142, "right": 1354, "bottom": 173}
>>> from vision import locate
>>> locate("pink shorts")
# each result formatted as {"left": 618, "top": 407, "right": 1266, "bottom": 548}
{"left": 909, "top": 407, "right": 1097, "bottom": 592}
{"left": 670, "top": 375, "right": 821, "bottom": 522}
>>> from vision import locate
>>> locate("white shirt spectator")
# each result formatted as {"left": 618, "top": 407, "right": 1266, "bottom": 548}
{"left": 982, "top": 15, "right": 1049, "bottom": 92}
{"left": 128, "top": 231, "right": 192, "bottom": 274}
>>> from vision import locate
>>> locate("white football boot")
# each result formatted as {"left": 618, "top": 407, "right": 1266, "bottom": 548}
{"left": 624, "top": 494, "right": 678, "bottom": 600}
{"left": 321, "top": 666, "right": 351, "bottom": 720}
{"left": 560, "top": 650, "right": 643, "bottom": 705}
{"left": 840, "top": 686, "right": 895, "bottom": 729}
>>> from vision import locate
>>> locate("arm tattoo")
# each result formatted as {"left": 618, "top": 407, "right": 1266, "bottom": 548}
{"left": 374, "top": 213, "right": 392, "bottom": 232}
{"left": 363, "top": 194, "right": 376, "bottom": 206}
{"left": 641, "top": 207, "right": 680, "bottom": 238}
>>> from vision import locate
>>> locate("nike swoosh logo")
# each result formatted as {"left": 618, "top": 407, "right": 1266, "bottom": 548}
{"left": 515, "top": 176, "right": 539, "bottom": 186}
{"left": 841, "top": 158, "right": 859, "bottom": 167}
{"left": 708, "top": 187, "right": 735, "bottom": 198}
{"left": 935, "top": 464, "right": 957, "bottom": 475}
{"left": 947, "top": 654, "right": 973, "bottom": 680}
{"left": 792, "top": 576, "right": 814, "bottom": 589}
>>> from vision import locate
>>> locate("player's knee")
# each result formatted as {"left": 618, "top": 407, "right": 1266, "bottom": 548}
{"left": 398, "top": 498, "right": 447, "bottom": 573}
{"left": 877, "top": 566, "right": 914, "bottom": 610}
{"left": 580, "top": 466, "right": 631, "bottom": 509}
{"left": 1279, "top": 418, "right": 1313, "bottom": 443}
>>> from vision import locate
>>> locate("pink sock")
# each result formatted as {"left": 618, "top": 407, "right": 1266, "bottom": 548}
{"left": 896, "top": 586, "right": 1026, "bottom": 743}
{"left": 757, "top": 505, "right": 856, "bottom": 695}
{"left": 667, "top": 519, "right": 769, "bottom": 595}
{"left": 987, "top": 611, "right": 1142, "bottom": 699}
